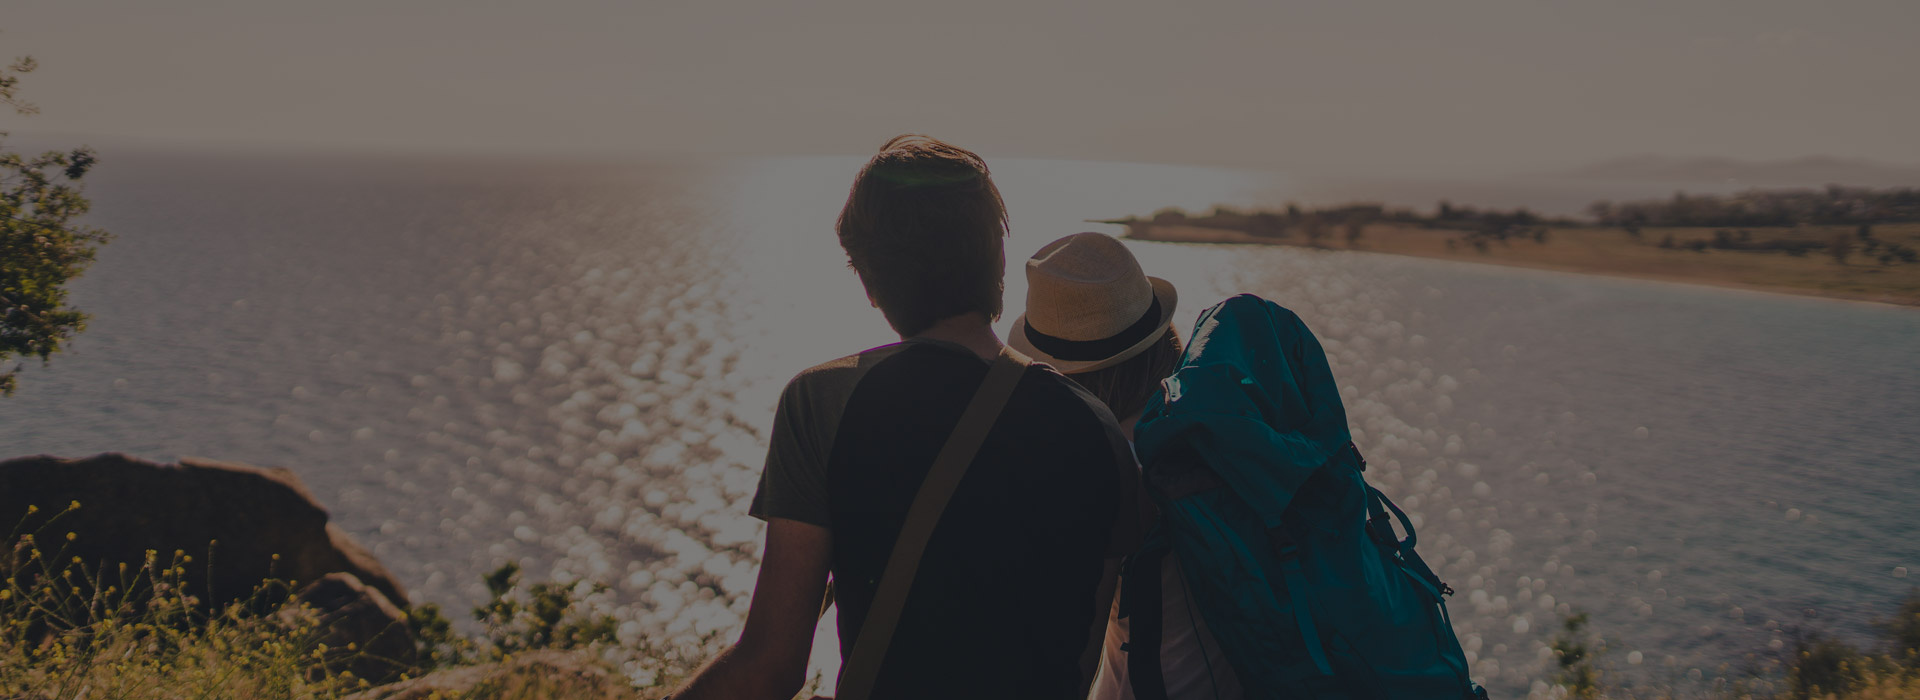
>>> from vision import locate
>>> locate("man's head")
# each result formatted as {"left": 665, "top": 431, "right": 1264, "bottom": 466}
{"left": 836, "top": 134, "right": 1009, "bottom": 337}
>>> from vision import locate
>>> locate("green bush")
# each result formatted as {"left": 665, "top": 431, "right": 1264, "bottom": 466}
{"left": 472, "top": 562, "right": 619, "bottom": 657}
{"left": 1876, "top": 589, "right": 1920, "bottom": 671}
{"left": 1787, "top": 633, "right": 1868, "bottom": 699}
{"left": 1, "top": 54, "right": 112, "bottom": 397}
{"left": 1553, "top": 612, "right": 1605, "bottom": 699}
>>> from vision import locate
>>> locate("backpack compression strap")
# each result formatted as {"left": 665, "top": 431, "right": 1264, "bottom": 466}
{"left": 835, "top": 347, "right": 1029, "bottom": 700}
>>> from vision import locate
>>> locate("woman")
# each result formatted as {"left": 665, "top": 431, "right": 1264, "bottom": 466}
{"left": 1009, "top": 232, "right": 1245, "bottom": 700}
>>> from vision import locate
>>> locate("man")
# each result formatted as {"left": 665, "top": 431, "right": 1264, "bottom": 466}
{"left": 672, "top": 135, "right": 1134, "bottom": 699}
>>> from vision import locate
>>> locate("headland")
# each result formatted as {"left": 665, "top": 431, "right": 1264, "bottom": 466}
{"left": 1109, "top": 187, "right": 1920, "bottom": 307}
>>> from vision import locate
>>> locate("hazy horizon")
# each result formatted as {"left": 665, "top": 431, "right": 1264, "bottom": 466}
{"left": 6, "top": 1, "right": 1919, "bottom": 178}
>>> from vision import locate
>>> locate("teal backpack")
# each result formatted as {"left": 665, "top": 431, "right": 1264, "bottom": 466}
{"left": 1121, "top": 294, "right": 1486, "bottom": 700}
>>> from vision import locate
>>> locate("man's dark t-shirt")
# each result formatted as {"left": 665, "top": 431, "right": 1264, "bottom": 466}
{"left": 749, "top": 339, "right": 1132, "bottom": 699}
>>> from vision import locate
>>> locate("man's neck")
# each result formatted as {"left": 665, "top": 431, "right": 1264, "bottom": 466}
{"left": 908, "top": 313, "right": 1003, "bottom": 362}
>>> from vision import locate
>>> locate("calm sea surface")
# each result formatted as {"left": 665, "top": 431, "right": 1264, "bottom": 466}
{"left": 2, "top": 152, "right": 1915, "bottom": 696}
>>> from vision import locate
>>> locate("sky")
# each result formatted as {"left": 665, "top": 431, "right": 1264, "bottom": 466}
{"left": 4, "top": 0, "right": 1918, "bottom": 177}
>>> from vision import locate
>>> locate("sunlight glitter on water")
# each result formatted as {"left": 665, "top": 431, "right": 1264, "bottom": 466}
{"left": 3, "top": 153, "right": 1914, "bottom": 696}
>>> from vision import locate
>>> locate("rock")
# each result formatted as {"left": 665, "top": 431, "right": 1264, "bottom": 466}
{"left": 341, "top": 650, "right": 666, "bottom": 700}
{"left": 0, "top": 453, "right": 407, "bottom": 611}
{"left": 287, "top": 572, "right": 419, "bottom": 684}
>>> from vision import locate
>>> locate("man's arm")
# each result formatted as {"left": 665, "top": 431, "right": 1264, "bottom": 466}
{"left": 672, "top": 518, "right": 833, "bottom": 700}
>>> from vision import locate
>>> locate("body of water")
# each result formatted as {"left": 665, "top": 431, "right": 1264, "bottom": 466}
{"left": 2, "top": 151, "right": 1915, "bottom": 696}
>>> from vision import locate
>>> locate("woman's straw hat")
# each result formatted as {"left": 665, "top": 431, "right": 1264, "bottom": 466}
{"left": 1009, "top": 232, "right": 1178, "bottom": 374}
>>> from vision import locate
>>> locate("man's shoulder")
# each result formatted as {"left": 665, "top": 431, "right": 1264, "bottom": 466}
{"left": 783, "top": 342, "right": 1122, "bottom": 434}
{"left": 783, "top": 343, "right": 915, "bottom": 395}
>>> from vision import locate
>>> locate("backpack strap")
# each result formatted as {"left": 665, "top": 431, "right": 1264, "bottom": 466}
{"left": 1121, "top": 528, "right": 1171, "bottom": 700}
{"left": 834, "top": 347, "right": 1029, "bottom": 700}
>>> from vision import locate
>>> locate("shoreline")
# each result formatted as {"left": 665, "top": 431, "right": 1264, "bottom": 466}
{"left": 1120, "top": 222, "right": 1920, "bottom": 309}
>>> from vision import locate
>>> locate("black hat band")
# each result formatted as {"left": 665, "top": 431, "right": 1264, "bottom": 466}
{"left": 1022, "top": 295, "right": 1164, "bottom": 362}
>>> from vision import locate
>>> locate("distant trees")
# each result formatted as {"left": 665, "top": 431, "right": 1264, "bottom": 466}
{"left": 1828, "top": 233, "right": 1854, "bottom": 265}
{"left": 1588, "top": 186, "right": 1920, "bottom": 228}
{"left": 1126, "top": 199, "right": 1574, "bottom": 253}
{"left": 1150, "top": 202, "right": 1398, "bottom": 245}
{"left": 1302, "top": 214, "right": 1328, "bottom": 246}
{"left": 1854, "top": 235, "right": 1916, "bottom": 265}
{"left": 2, "top": 51, "right": 109, "bottom": 396}
{"left": 1151, "top": 206, "right": 1188, "bottom": 224}
{"left": 1650, "top": 228, "right": 1832, "bottom": 258}
{"left": 1246, "top": 212, "right": 1286, "bottom": 239}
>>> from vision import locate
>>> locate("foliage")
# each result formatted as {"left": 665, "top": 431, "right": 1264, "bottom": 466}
{"left": 2, "top": 503, "right": 370, "bottom": 698}
{"left": 1553, "top": 612, "right": 1605, "bottom": 699}
{"left": 1589, "top": 186, "right": 1920, "bottom": 229}
{"left": 1302, "top": 214, "right": 1328, "bottom": 246}
{"left": 1, "top": 49, "right": 110, "bottom": 396}
{"left": 1785, "top": 632, "right": 1870, "bottom": 699}
{"left": 4, "top": 506, "right": 649, "bottom": 698}
{"left": 406, "top": 601, "right": 465, "bottom": 670}
{"left": 1246, "top": 211, "right": 1286, "bottom": 238}
{"left": 1876, "top": 589, "right": 1920, "bottom": 671}
{"left": 468, "top": 562, "right": 619, "bottom": 658}
{"left": 451, "top": 562, "right": 710, "bottom": 693}
{"left": 403, "top": 562, "right": 629, "bottom": 673}
{"left": 1548, "top": 590, "right": 1920, "bottom": 699}
{"left": 1128, "top": 200, "right": 1578, "bottom": 243}
{"left": 1828, "top": 233, "right": 1854, "bottom": 265}
{"left": 1151, "top": 206, "right": 1188, "bottom": 224}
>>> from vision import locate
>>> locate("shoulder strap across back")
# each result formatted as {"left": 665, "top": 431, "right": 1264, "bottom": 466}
{"left": 833, "top": 346, "right": 1030, "bottom": 700}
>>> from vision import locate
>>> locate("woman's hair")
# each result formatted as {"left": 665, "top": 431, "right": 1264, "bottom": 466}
{"left": 1065, "top": 325, "right": 1184, "bottom": 421}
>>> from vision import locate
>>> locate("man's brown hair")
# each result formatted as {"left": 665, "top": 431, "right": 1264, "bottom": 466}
{"left": 1067, "top": 326, "right": 1185, "bottom": 422}
{"left": 837, "top": 134, "right": 1009, "bottom": 337}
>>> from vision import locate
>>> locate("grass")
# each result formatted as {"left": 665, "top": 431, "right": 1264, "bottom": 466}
{"left": 2, "top": 502, "right": 372, "bottom": 698}
{"left": 1, "top": 503, "right": 682, "bottom": 699}
{"left": 1125, "top": 222, "right": 1920, "bottom": 307}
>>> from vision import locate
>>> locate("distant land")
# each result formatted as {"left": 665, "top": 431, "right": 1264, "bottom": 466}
{"left": 1110, "top": 186, "right": 1920, "bottom": 307}
{"left": 1548, "top": 155, "right": 1920, "bottom": 188}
